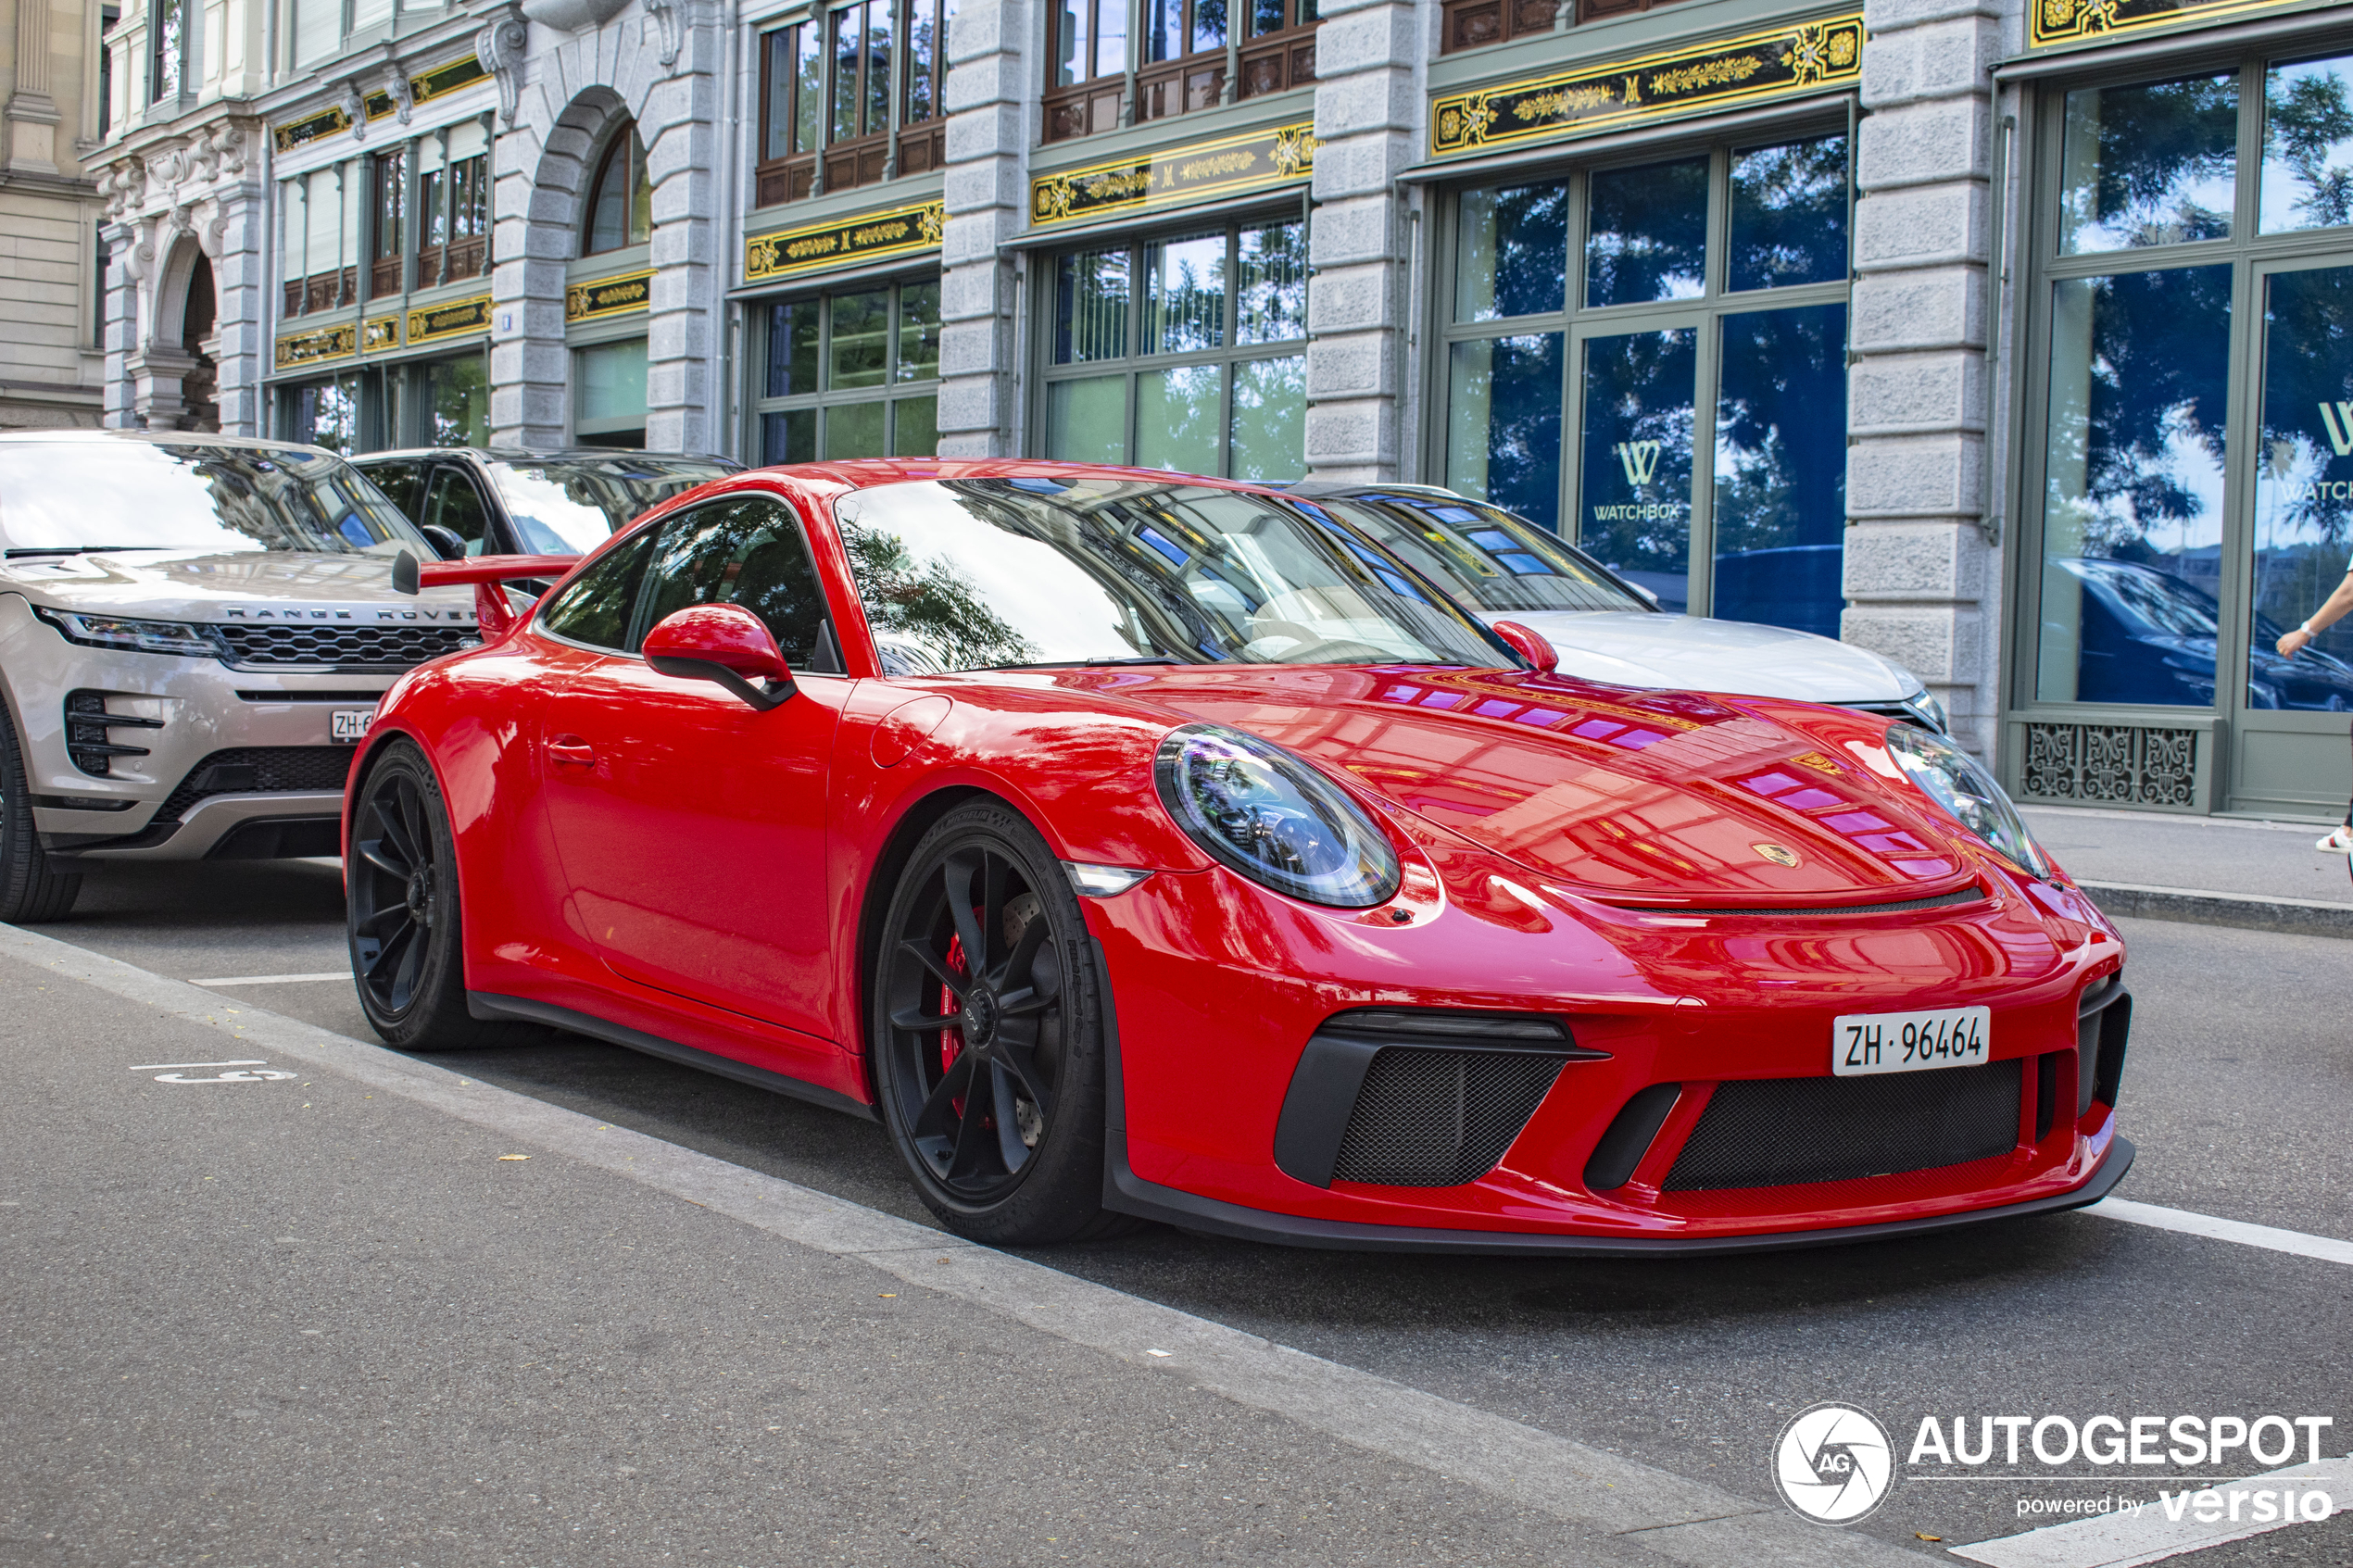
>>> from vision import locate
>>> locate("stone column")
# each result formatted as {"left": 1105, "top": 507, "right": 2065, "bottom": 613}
{"left": 208, "top": 185, "right": 268, "bottom": 435}
{"left": 488, "top": 111, "right": 573, "bottom": 449}
{"left": 1302, "top": 0, "right": 1418, "bottom": 482}
{"left": 101, "top": 217, "right": 140, "bottom": 428}
{"left": 935, "top": 0, "right": 1026, "bottom": 458}
{"left": 1845, "top": 0, "right": 2007, "bottom": 755}
{"left": 641, "top": 50, "right": 720, "bottom": 454}
{"left": 5, "top": 0, "right": 64, "bottom": 175}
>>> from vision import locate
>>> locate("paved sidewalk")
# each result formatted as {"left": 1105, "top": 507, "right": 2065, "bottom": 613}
{"left": 2022, "top": 805, "right": 2353, "bottom": 937}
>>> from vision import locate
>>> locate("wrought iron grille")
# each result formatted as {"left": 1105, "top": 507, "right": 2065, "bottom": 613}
{"left": 2017, "top": 722, "right": 2197, "bottom": 809}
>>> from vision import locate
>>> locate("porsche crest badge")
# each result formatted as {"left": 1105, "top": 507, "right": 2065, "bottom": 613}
{"left": 1753, "top": 843, "right": 1801, "bottom": 868}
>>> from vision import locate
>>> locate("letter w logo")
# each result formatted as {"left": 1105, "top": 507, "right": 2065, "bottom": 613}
{"left": 1615, "top": 440, "right": 1662, "bottom": 486}
{"left": 2319, "top": 402, "right": 2353, "bottom": 457}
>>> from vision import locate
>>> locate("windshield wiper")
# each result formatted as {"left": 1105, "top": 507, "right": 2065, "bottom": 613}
{"left": 6, "top": 546, "right": 177, "bottom": 558}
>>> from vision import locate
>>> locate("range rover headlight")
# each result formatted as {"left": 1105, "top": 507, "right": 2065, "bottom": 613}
{"left": 1898, "top": 687, "right": 1950, "bottom": 734}
{"left": 1881, "top": 722, "right": 2049, "bottom": 879}
{"left": 33, "top": 607, "right": 223, "bottom": 658}
{"left": 1152, "top": 722, "right": 1401, "bottom": 908}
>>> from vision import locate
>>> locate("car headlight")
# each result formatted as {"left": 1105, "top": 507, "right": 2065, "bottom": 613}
{"left": 1898, "top": 688, "right": 1949, "bottom": 733}
{"left": 1153, "top": 722, "right": 1401, "bottom": 908}
{"left": 33, "top": 607, "right": 223, "bottom": 658}
{"left": 1881, "top": 723, "right": 2050, "bottom": 879}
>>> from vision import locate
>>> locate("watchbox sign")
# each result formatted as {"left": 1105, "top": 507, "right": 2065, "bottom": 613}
{"left": 1430, "top": 14, "right": 1863, "bottom": 157}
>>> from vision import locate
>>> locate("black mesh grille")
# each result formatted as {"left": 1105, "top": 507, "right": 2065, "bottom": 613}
{"left": 1664, "top": 1060, "right": 2020, "bottom": 1192}
{"left": 213, "top": 622, "right": 475, "bottom": 671}
{"left": 157, "top": 746, "right": 356, "bottom": 823}
{"left": 1330, "top": 1047, "right": 1568, "bottom": 1187}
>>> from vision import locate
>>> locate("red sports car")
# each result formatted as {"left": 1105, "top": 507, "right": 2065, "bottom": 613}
{"left": 346, "top": 459, "right": 2133, "bottom": 1252}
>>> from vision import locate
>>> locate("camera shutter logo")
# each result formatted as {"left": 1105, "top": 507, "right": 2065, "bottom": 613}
{"left": 1773, "top": 1403, "right": 1894, "bottom": 1524}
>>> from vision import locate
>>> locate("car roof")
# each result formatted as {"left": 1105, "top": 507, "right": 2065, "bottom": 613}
{"left": 355, "top": 446, "right": 741, "bottom": 466}
{"left": 1286, "top": 480, "right": 1469, "bottom": 502}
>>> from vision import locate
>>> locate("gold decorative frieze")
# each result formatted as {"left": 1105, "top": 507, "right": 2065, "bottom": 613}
{"left": 566, "top": 269, "right": 656, "bottom": 324}
{"left": 274, "top": 322, "right": 359, "bottom": 370}
{"left": 1429, "top": 15, "right": 1863, "bottom": 157}
{"left": 406, "top": 294, "right": 493, "bottom": 347}
{"left": 744, "top": 198, "right": 946, "bottom": 284}
{"left": 272, "top": 53, "right": 492, "bottom": 151}
{"left": 1030, "top": 121, "right": 1317, "bottom": 227}
{"left": 2032, "top": 0, "right": 2304, "bottom": 48}
{"left": 360, "top": 314, "right": 401, "bottom": 353}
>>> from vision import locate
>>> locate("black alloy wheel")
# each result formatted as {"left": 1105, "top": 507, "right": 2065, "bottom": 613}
{"left": 346, "top": 741, "right": 532, "bottom": 1051}
{"left": 872, "top": 801, "right": 1130, "bottom": 1244}
{"left": 0, "top": 699, "right": 80, "bottom": 922}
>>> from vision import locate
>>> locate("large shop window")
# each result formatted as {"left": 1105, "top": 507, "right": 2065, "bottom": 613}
{"left": 753, "top": 279, "right": 942, "bottom": 460}
{"left": 1044, "top": 0, "right": 1316, "bottom": 143}
{"left": 1039, "top": 217, "right": 1307, "bottom": 481}
{"left": 756, "top": 0, "right": 955, "bottom": 207}
{"left": 576, "top": 340, "right": 651, "bottom": 448}
{"left": 2030, "top": 54, "right": 2353, "bottom": 715}
{"left": 1441, "top": 134, "right": 1850, "bottom": 632}
{"left": 276, "top": 353, "right": 487, "bottom": 453}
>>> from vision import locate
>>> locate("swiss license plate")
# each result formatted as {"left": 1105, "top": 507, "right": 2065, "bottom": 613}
{"left": 331, "top": 708, "right": 376, "bottom": 743}
{"left": 1831, "top": 1006, "right": 1991, "bottom": 1077}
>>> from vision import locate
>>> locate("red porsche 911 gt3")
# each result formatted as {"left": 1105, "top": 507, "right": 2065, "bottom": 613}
{"left": 346, "top": 459, "right": 2133, "bottom": 1252}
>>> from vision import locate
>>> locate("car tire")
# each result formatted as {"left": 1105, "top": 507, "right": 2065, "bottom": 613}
{"left": 0, "top": 700, "right": 82, "bottom": 923}
{"left": 346, "top": 740, "right": 535, "bottom": 1052}
{"left": 871, "top": 800, "right": 1137, "bottom": 1246}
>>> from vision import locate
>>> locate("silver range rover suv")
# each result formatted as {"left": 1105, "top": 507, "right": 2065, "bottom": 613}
{"left": 0, "top": 431, "right": 475, "bottom": 920}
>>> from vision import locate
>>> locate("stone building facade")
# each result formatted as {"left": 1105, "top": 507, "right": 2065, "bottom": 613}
{"left": 84, "top": 0, "right": 2353, "bottom": 817}
{"left": 2, "top": 0, "right": 110, "bottom": 429}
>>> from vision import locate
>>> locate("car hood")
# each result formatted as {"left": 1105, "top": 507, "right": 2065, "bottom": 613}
{"left": 1058, "top": 665, "right": 1985, "bottom": 902}
{"left": 1479, "top": 611, "right": 1920, "bottom": 705}
{"left": 0, "top": 549, "right": 475, "bottom": 622}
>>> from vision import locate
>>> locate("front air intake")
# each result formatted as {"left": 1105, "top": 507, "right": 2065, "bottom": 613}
{"left": 1663, "top": 1060, "right": 2021, "bottom": 1192}
{"left": 1273, "top": 1008, "right": 1604, "bottom": 1189}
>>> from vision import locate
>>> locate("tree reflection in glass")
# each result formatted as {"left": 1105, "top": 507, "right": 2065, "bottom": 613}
{"left": 2251, "top": 266, "right": 2353, "bottom": 710}
{"left": 1145, "top": 232, "right": 1226, "bottom": 353}
{"left": 1579, "top": 328, "right": 1695, "bottom": 613}
{"left": 1446, "top": 334, "right": 1563, "bottom": 534}
{"left": 1586, "top": 158, "right": 1707, "bottom": 307}
{"left": 2262, "top": 56, "right": 2353, "bottom": 232}
{"left": 2037, "top": 265, "right": 2232, "bottom": 706}
{"left": 2058, "top": 73, "right": 2237, "bottom": 253}
{"left": 1713, "top": 305, "right": 1846, "bottom": 636}
{"left": 1456, "top": 182, "right": 1568, "bottom": 321}
{"left": 1728, "top": 135, "right": 1850, "bottom": 292}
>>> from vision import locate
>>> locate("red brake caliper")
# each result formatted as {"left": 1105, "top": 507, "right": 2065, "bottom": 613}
{"left": 939, "top": 934, "right": 967, "bottom": 1116}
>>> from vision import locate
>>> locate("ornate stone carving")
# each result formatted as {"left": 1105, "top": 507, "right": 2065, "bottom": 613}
{"left": 473, "top": 12, "right": 530, "bottom": 125}
{"left": 644, "top": 0, "right": 683, "bottom": 67}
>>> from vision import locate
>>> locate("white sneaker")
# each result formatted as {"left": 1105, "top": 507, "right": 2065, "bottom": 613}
{"left": 2318, "top": 826, "right": 2353, "bottom": 854}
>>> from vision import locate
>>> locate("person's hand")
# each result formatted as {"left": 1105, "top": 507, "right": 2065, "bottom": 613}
{"left": 2280, "top": 627, "right": 2313, "bottom": 658}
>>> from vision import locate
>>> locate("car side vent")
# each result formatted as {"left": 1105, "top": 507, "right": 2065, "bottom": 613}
{"left": 64, "top": 689, "right": 165, "bottom": 777}
{"left": 1273, "top": 1008, "right": 1606, "bottom": 1190}
{"left": 2077, "top": 974, "right": 2131, "bottom": 1116}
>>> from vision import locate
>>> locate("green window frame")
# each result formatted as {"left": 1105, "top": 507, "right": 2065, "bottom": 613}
{"left": 749, "top": 276, "right": 943, "bottom": 462}
{"left": 1033, "top": 212, "right": 1309, "bottom": 482}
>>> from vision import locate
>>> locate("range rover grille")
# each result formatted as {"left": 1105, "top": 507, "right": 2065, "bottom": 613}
{"left": 213, "top": 622, "right": 475, "bottom": 671}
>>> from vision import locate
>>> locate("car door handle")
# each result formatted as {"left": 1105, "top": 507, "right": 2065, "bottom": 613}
{"left": 546, "top": 737, "right": 597, "bottom": 767}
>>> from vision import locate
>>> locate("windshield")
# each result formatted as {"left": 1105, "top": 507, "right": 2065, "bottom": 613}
{"left": 0, "top": 441, "right": 429, "bottom": 557}
{"left": 1322, "top": 493, "right": 1651, "bottom": 614}
{"left": 484, "top": 455, "right": 737, "bottom": 553}
{"left": 833, "top": 478, "right": 1512, "bottom": 675}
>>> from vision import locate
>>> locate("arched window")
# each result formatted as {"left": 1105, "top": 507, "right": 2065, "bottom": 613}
{"left": 584, "top": 123, "right": 653, "bottom": 255}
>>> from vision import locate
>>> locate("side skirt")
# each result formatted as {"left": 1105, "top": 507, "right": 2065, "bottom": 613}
{"left": 467, "top": 990, "right": 879, "bottom": 1123}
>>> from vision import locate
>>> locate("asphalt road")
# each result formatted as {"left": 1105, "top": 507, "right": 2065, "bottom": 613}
{"left": 5, "top": 856, "right": 2349, "bottom": 1567}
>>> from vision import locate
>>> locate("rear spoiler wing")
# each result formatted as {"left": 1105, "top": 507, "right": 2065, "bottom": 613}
{"left": 392, "top": 551, "right": 580, "bottom": 639}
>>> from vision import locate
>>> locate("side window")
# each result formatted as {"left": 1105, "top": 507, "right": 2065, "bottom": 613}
{"left": 635, "top": 495, "right": 834, "bottom": 668}
{"left": 360, "top": 459, "right": 427, "bottom": 521}
{"left": 538, "top": 527, "right": 659, "bottom": 651}
{"left": 422, "top": 469, "right": 491, "bottom": 552}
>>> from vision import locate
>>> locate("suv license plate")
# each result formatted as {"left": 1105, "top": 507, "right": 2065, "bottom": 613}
{"left": 332, "top": 708, "right": 376, "bottom": 743}
{"left": 1831, "top": 1006, "right": 1991, "bottom": 1077}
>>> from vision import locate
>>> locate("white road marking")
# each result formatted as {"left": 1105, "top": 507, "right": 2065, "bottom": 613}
{"left": 1947, "top": 1453, "right": 2351, "bottom": 1567}
{"left": 190, "top": 972, "right": 353, "bottom": 986}
{"left": 1, "top": 923, "right": 1923, "bottom": 1568}
{"left": 127, "top": 1059, "right": 269, "bottom": 1071}
{"left": 152, "top": 1068, "right": 298, "bottom": 1084}
{"left": 2082, "top": 1197, "right": 2353, "bottom": 1268}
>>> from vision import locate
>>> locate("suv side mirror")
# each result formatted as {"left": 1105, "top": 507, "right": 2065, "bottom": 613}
{"left": 419, "top": 523, "right": 468, "bottom": 560}
{"left": 644, "top": 604, "right": 797, "bottom": 710}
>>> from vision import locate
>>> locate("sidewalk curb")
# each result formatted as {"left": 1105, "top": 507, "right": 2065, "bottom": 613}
{"left": 2080, "top": 880, "right": 2353, "bottom": 940}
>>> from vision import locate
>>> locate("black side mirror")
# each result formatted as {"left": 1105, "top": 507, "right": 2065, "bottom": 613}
{"left": 419, "top": 524, "right": 468, "bottom": 560}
